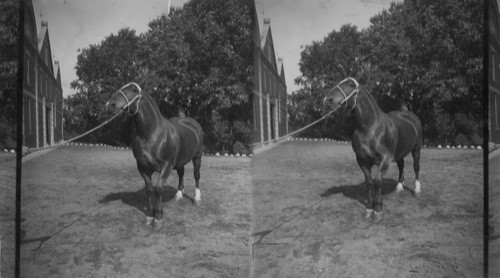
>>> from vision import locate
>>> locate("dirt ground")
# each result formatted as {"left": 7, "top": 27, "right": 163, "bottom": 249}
{"left": 489, "top": 151, "right": 500, "bottom": 277}
{"left": 251, "top": 141, "right": 483, "bottom": 278}
{"left": 20, "top": 145, "right": 251, "bottom": 277}
{"left": 0, "top": 153, "right": 16, "bottom": 278}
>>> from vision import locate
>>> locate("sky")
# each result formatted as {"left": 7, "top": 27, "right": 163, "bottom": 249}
{"left": 255, "top": 0, "right": 402, "bottom": 93}
{"left": 33, "top": 0, "right": 401, "bottom": 97}
{"left": 33, "top": 0, "right": 190, "bottom": 97}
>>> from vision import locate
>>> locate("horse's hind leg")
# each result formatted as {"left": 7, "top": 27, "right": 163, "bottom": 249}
{"left": 411, "top": 146, "right": 421, "bottom": 197}
{"left": 395, "top": 159, "right": 405, "bottom": 193}
{"left": 174, "top": 167, "right": 185, "bottom": 202}
{"left": 192, "top": 154, "right": 202, "bottom": 206}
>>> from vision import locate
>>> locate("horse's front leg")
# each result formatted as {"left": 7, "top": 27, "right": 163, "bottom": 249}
{"left": 138, "top": 167, "right": 155, "bottom": 228}
{"left": 152, "top": 163, "right": 173, "bottom": 231}
{"left": 373, "top": 156, "right": 391, "bottom": 222}
{"left": 356, "top": 156, "right": 374, "bottom": 219}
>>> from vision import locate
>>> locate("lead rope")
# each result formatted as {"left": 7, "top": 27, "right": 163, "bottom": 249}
{"left": 27, "top": 82, "right": 143, "bottom": 153}
{"left": 252, "top": 77, "right": 360, "bottom": 149}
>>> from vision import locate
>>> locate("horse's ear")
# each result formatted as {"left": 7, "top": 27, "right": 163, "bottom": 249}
{"left": 137, "top": 80, "right": 147, "bottom": 91}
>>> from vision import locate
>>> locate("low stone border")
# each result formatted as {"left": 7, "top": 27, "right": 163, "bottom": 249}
{"left": 286, "top": 137, "right": 483, "bottom": 150}
{"left": 20, "top": 142, "right": 253, "bottom": 159}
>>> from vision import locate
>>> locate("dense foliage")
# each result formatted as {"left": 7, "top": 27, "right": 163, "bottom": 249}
{"left": 65, "top": 0, "right": 253, "bottom": 152}
{"left": 0, "top": 0, "right": 19, "bottom": 148}
{"left": 290, "top": 0, "right": 482, "bottom": 145}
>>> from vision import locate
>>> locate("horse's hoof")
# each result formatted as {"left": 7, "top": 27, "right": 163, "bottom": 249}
{"left": 194, "top": 189, "right": 201, "bottom": 206}
{"left": 414, "top": 191, "right": 421, "bottom": 198}
{"left": 152, "top": 219, "right": 164, "bottom": 231}
{"left": 144, "top": 216, "right": 154, "bottom": 228}
{"left": 365, "top": 209, "right": 374, "bottom": 219}
{"left": 373, "top": 211, "right": 383, "bottom": 222}
{"left": 174, "top": 190, "right": 183, "bottom": 202}
{"left": 395, "top": 182, "right": 404, "bottom": 194}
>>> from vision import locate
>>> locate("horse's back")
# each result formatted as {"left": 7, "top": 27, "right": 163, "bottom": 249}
{"left": 170, "top": 117, "right": 204, "bottom": 156}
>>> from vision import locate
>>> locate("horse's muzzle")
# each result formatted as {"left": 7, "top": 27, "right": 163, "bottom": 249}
{"left": 106, "top": 101, "right": 116, "bottom": 111}
{"left": 324, "top": 96, "right": 335, "bottom": 107}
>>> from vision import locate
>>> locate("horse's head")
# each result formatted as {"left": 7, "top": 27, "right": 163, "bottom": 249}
{"left": 323, "top": 77, "right": 360, "bottom": 111}
{"left": 106, "top": 82, "right": 142, "bottom": 115}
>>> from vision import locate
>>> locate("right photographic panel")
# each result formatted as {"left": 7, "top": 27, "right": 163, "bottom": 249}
{"left": 251, "top": 0, "right": 484, "bottom": 277}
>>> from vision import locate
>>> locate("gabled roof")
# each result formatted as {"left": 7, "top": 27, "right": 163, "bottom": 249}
{"left": 277, "top": 57, "right": 285, "bottom": 81}
{"left": 24, "top": 0, "right": 37, "bottom": 45}
{"left": 37, "top": 20, "right": 54, "bottom": 74}
{"left": 37, "top": 20, "right": 48, "bottom": 51}
{"left": 260, "top": 18, "right": 278, "bottom": 71}
{"left": 54, "top": 61, "right": 61, "bottom": 85}
{"left": 252, "top": 3, "right": 260, "bottom": 46}
{"left": 260, "top": 18, "right": 270, "bottom": 49}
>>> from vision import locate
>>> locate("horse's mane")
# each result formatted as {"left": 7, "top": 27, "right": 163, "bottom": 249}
{"left": 361, "top": 87, "right": 382, "bottom": 110}
{"left": 139, "top": 88, "right": 164, "bottom": 118}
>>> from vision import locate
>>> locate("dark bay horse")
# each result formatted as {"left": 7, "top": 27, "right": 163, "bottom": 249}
{"left": 323, "top": 78, "right": 422, "bottom": 222}
{"left": 106, "top": 82, "right": 203, "bottom": 230}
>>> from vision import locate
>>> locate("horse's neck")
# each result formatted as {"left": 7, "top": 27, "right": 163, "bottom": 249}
{"left": 352, "top": 90, "right": 384, "bottom": 132}
{"left": 135, "top": 96, "right": 170, "bottom": 138}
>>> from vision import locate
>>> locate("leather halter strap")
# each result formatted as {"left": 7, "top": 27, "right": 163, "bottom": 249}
{"left": 115, "top": 82, "right": 142, "bottom": 115}
{"left": 336, "top": 77, "right": 360, "bottom": 110}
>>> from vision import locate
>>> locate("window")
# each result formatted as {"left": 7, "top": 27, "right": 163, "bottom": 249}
{"left": 27, "top": 97, "right": 32, "bottom": 132}
{"left": 496, "top": 94, "right": 500, "bottom": 130}
{"left": 493, "top": 50, "right": 496, "bottom": 83}
{"left": 277, "top": 94, "right": 281, "bottom": 124}
{"left": 25, "top": 52, "right": 30, "bottom": 85}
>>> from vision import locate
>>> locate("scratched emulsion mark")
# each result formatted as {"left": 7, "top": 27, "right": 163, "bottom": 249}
{"left": 178, "top": 118, "right": 202, "bottom": 144}
{"left": 396, "top": 112, "right": 419, "bottom": 137}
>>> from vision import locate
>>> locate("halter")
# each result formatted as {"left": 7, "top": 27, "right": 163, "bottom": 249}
{"left": 336, "top": 77, "right": 360, "bottom": 110}
{"left": 114, "top": 82, "right": 142, "bottom": 115}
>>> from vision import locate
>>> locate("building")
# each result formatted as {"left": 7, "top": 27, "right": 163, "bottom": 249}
{"left": 252, "top": 7, "right": 288, "bottom": 147}
{"left": 23, "top": 0, "right": 64, "bottom": 148}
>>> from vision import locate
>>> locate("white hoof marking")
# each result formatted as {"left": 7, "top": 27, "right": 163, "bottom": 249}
{"left": 194, "top": 188, "right": 201, "bottom": 203}
{"left": 415, "top": 180, "right": 421, "bottom": 195}
{"left": 145, "top": 216, "right": 154, "bottom": 226}
{"left": 396, "top": 182, "right": 404, "bottom": 193}
{"left": 175, "top": 190, "right": 183, "bottom": 201}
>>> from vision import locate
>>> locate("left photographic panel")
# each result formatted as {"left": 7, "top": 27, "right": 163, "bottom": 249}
{"left": 20, "top": 0, "right": 254, "bottom": 277}
{"left": 0, "top": 0, "right": 21, "bottom": 277}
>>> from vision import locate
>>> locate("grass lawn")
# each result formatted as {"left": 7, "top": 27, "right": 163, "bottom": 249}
{"left": 0, "top": 153, "right": 16, "bottom": 278}
{"left": 252, "top": 140, "right": 483, "bottom": 278}
{"left": 21, "top": 145, "right": 251, "bottom": 277}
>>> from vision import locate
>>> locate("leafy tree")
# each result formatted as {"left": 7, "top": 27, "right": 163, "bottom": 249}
{"left": 290, "top": 0, "right": 482, "bottom": 144}
{"left": 67, "top": 28, "right": 141, "bottom": 145}
{"left": 66, "top": 0, "right": 254, "bottom": 152}
{"left": 141, "top": 0, "right": 253, "bottom": 151}
{"left": 0, "top": 0, "right": 19, "bottom": 147}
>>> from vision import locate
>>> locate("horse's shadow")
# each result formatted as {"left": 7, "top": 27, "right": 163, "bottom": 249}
{"left": 321, "top": 178, "right": 406, "bottom": 208}
{"left": 99, "top": 186, "right": 185, "bottom": 214}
